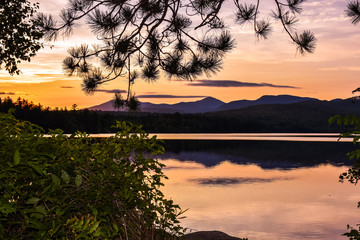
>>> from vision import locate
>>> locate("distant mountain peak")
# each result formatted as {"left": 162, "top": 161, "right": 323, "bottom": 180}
{"left": 258, "top": 94, "right": 314, "bottom": 100}
{"left": 203, "top": 96, "right": 218, "bottom": 100}
{"left": 87, "top": 96, "right": 224, "bottom": 113}
{"left": 216, "top": 94, "right": 318, "bottom": 112}
{"left": 199, "top": 96, "right": 224, "bottom": 103}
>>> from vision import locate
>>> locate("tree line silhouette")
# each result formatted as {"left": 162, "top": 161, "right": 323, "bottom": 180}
{"left": 1, "top": 97, "right": 357, "bottom": 133}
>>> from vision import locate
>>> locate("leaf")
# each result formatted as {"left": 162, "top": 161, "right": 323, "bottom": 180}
{"left": 51, "top": 174, "right": 60, "bottom": 186}
{"left": 48, "top": 225, "right": 60, "bottom": 237}
{"left": 92, "top": 207, "right": 98, "bottom": 216}
{"left": 75, "top": 174, "right": 82, "bottom": 187}
{"left": 83, "top": 218, "right": 91, "bottom": 229}
{"left": 36, "top": 206, "right": 47, "bottom": 215}
{"left": 0, "top": 202, "right": 15, "bottom": 214}
{"left": 27, "top": 205, "right": 48, "bottom": 220}
{"left": 26, "top": 197, "right": 41, "bottom": 205}
{"left": 61, "top": 170, "right": 70, "bottom": 184}
{"left": 113, "top": 223, "right": 118, "bottom": 232}
{"left": 88, "top": 220, "right": 100, "bottom": 234}
{"left": 13, "top": 149, "right": 20, "bottom": 165}
{"left": 27, "top": 163, "right": 46, "bottom": 176}
{"left": 93, "top": 228, "right": 102, "bottom": 237}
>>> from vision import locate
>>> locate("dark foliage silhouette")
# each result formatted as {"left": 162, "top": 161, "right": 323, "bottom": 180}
{"left": 0, "top": 112, "right": 185, "bottom": 239}
{"left": 329, "top": 114, "right": 360, "bottom": 239}
{"left": 347, "top": 1, "right": 360, "bottom": 103}
{"left": 0, "top": 0, "right": 43, "bottom": 75}
{"left": 346, "top": 0, "right": 360, "bottom": 25}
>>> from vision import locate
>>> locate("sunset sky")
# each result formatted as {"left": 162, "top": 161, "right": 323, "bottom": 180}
{"left": 1, "top": 0, "right": 359, "bottom": 108}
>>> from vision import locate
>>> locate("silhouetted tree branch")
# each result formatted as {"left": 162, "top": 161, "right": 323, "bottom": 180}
{"left": 0, "top": 0, "right": 43, "bottom": 75}
{"left": 346, "top": 0, "right": 360, "bottom": 103}
{"left": 38, "top": 0, "right": 316, "bottom": 110}
{"left": 347, "top": 0, "right": 360, "bottom": 25}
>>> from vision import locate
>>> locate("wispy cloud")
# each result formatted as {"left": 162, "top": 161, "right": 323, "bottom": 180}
{"left": 187, "top": 80, "right": 300, "bottom": 89}
{"left": 137, "top": 94, "right": 206, "bottom": 99}
{"left": 0, "top": 78, "right": 53, "bottom": 84}
{"left": 60, "top": 86, "right": 74, "bottom": 88}
{"left": 344, "top": 67, "right": 360, "bottom": 71}
{"left": 0, "top": 92, "right": 15, "bottom": 95}
{"left": 318, "top": 67, "right": 360, "bottom": 72}
{"left": 94, "top": 89, "right": 127, "bottom": 94}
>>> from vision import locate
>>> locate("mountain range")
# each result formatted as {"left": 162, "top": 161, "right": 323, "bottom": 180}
{"left": 87, "top": 94, "right": 319, "bottom": 113}
{"left": 5, "top": 94, "right": 357, "bottom": 133}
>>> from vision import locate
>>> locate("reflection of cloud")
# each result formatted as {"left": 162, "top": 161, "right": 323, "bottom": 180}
{"left": 187, "top": 80, "right": 300, "bottom": 89}
{"left": 94, "top": 89, "right": 127, "bottom": 94}
{"left": 137, "top": 94, "right": 206, "bottom": 99}
{"left": 0, "top": 92, "right": 15, "bottom": 95}
{"left": 60, "top": 86, "right": 74, "bottom": 88}
{"left": 191, "top": 177, "right": 290, "bottom": 185}
{"left": 287, "top": 228, "right": 325, "bottom": 239}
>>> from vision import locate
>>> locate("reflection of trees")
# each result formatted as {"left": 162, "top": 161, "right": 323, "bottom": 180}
{"left": 161, "top": 140, "right": 355, "bottom": 169}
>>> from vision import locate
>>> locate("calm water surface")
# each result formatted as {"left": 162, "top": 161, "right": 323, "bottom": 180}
{"left": 158, "top": 140, "right": 360, "bottom": 240}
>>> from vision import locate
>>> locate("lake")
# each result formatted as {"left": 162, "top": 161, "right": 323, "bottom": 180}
{"left": 157, "top": 139, "right": 360, "bottom": 240}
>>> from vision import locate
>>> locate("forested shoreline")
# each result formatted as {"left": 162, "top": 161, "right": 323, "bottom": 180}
{"left": 0, "top": 97, "right": 358, "bottom": 133}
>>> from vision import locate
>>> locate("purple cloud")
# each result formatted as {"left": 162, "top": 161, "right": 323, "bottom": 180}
{"left": 0, "top": 92, "right": 15, "bottom": 95}
{"left": 137, "top": 94, "right": 206, "bottom": 99}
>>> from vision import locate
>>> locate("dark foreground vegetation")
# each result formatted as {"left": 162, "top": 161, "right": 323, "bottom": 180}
{"left": 330, "top": 115, "right": 360, "bottom": 239}
{"left": 1, "top": 97, "right": 359, "bottom": 133}
{"left": 0, "top": 112, "right": 186, "bottom": 239}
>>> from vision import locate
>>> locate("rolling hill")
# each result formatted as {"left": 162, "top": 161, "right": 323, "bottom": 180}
{"left": 87, "top": 95, "right": 318, "bottom": 113}
{"left": 215, "top": 95, "right": 317, "bottom": 111}
{"left": 88, "top": 97, "right": 225, "bottom": 113}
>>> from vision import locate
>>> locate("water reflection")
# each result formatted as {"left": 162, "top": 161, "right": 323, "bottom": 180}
{"left": 160, "top": 140, "right": 356, "bottom": 169}
{"left": 159, "top": 140, "right": 360, "bottom": 240}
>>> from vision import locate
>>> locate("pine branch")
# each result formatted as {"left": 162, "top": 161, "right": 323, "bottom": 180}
{"left": 347, "top": 0, "right": 360, "bottom": 25}
{"left": 39, "top": 0, "right": 316, "bottom": 111}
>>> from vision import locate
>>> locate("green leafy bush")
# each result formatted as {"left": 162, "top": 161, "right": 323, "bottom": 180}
{"left": 0, "top": 112, "right": 185, "bottom": 239}
{"left": 329, "top": 114, "right": 360, "bottom": 239}
{"left": 329, "top": 115, "right": 360, "bottom": 184}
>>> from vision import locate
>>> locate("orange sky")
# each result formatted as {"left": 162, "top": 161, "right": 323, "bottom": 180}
{"left": 1, "top": 0, "right": 359, "bottom": 108}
